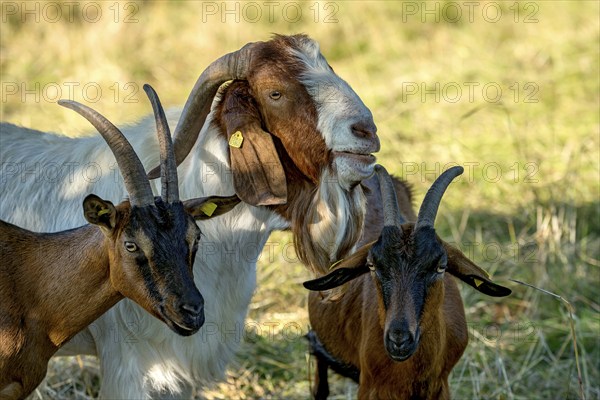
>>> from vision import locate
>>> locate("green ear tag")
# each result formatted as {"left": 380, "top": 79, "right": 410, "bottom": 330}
{"left": 473, "top": 278, "right": 484, "bottom": 288}
{"left": 200, "top": 202, "right": 218, "bottom": 217}
{"left": 97, "top": 208, "right": 110, "bottom": 217}
{"left": 229, "top": 131, "right": 244, "bottom": 148}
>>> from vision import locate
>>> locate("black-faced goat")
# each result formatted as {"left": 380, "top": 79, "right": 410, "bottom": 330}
{"left": 305, "top": 165, "right": 511, "bottom": 399}
{"left": 0, "top": 85, "right": 239, "bottom": 400}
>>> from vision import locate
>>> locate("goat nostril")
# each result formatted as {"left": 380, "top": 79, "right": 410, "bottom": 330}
{"left": 388, "top": 330, "right": 414, "bottom": 349}
{"left": 181, "top": 302, "right": 203, "bottom": 316}
{"left": 351, "top": 121, "right": 378, "bottom": 139}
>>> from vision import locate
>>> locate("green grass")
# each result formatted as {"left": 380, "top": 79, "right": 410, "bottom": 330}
{"left": 2, "top": 1, "right": 598, "bottom": 399}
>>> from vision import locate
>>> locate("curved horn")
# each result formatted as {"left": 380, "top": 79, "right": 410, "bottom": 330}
{"left": 58, "top": 100, "right": 155, "bottom": 207}
{"left": 147, "top": 42, "right": 259, "bottom": 179}
{"left": 143, "top": 84, "right": 179, "bottom": 203}
{"left": 374, "top": 165, "right": 405, "bottom": 227}
{"left": 415, "top": 166, "right": 464, "bottom": 230}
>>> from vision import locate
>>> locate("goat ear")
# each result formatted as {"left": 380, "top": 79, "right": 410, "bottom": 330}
{"left": 303, "top": 242, "right": 374, "bottom": 291}
{"left": 303, "top": 265, "right": 370, "bottom": 291}
{"left": 83, "top": 194, "right": 117, "bottom": 231}
{"left": 444, "top": 243, "right": 512, "bottom": 297}
{"left": 219, "top": 81, "right": 287, "bottom": 206}
{"left": 183, "top": 195, "right": 241, "bottom": 220}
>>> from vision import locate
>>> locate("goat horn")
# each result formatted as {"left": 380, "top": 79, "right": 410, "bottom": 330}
{"left": 58, "top": 100, "right": 155, "bottom": 207}
{"left": 147, "top": 42, "right": 259, "bottom": 179}
{"left": 143, "top": 84, "right": 179, "bottom": 203}
{"left": 374, "top": 165, "right": 406, "bottom": 228}
{"left": 415, "top": 166, "right": 464, "bottom": 230}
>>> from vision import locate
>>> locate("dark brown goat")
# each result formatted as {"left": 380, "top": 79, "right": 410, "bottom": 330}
{"left": 0, "top": 86, "right": 239, "bottom": 400}
{"left": 305, "top": 165, "right": 511, "bottom": 399}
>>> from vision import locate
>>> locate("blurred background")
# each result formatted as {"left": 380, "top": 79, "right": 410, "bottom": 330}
{"left": 1, "top": 1, "right": 598, "bottom": 398}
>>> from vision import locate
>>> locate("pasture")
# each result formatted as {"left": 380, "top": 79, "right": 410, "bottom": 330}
{"left": 1, "top": 1, "right": 598, "bottom": 399}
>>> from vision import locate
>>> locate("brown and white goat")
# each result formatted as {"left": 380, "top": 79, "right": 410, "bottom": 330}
{"left": 305, "top": 165, "right": 511, "bottom": 399}
{"left": 1, "top": 34, "right": 380, "bottom": 397}
{"left": 154, "top": 34, "right": 380, "bottom": 276}
{"left": 0, "top": 85, "right": 239, "bottom": 400}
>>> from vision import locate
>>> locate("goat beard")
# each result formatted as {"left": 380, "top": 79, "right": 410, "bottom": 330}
{"left": 291, "top": 169, "right": 366, "bottom": 281}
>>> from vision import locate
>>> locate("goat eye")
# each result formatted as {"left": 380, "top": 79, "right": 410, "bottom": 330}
{"left": 366, "top": 255, "right": 376, "bottom": 271}
{"left": 366, "top": 253, "right": 375, "bottom": 271}
{"left": 436, "top": 262, "right": 447, "bottom": 274}
{"left": 124, "top": 242, "right": 138, "bottom": 252}
{"left": 269, "top": 91, "right": 281, "bottom": 100}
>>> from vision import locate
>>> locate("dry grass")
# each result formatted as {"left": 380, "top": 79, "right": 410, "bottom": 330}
{"left": 1, "top": 1, "right": 598, "bottom": 399}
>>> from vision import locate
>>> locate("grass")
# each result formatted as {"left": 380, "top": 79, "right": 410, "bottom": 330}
{"left": 1, "top": 1, "right": 598, "bottom": 399}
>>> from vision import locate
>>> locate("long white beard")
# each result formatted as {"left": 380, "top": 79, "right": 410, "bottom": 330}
{"left": 292, "top": 169, "right": 367, "bottom": 276}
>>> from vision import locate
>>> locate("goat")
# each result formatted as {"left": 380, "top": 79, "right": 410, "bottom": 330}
{"left": 0, "top": 85, "right": 239, "bottom": 400}
{"left": 304, "top": 165, "right": 512, "bottom": 399}
{"left": 0, "top": 34, "right": 379, "bottom": 397}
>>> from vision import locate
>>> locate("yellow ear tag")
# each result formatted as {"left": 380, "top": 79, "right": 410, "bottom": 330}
{"left": 473, "top": 278, "right": 484, "bottom": 288}
{"left": 97, "top": 208, "right": 110, "bottom": 217}
{"left": 229, "top": 131, "right": 244, "bottom": 148}
{"left": 200, "top": 202, "right": 218, "bottom": 217}
{"left": 329, "top": 259, "right": 343, "bottom": 270}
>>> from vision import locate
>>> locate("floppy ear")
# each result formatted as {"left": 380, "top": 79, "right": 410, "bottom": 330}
{"left": 444, "top": 243, "right": 512, "bottom": 297}
{"left": 183, "top": 195, "right": 241, "bottom": 220}
{"left": 83, "top": 194, "right": 117, "bottom": 232}
{"left": 303, "top": 265, "right": 370, "bottom": 291}
{"left": 303, "top": 242, "right": 374, "bottom": 291}
{"left": 219, "top": 81, "right": 287, "bottom": 206}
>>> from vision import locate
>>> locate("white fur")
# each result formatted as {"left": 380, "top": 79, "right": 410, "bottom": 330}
{"left": 309, "top": 169, "right": 366, "bottom": 262}
{"left": 290, "top": 38, "right": 378, "bottom": 189}
{"left": 1, "top": 112, "right": 283, "bottom": 397}
{"left": 0, "top": 114, "right": 363, "bottom": 397}
{"left": 0, "top": 37, "right": 376, "bottom": 398}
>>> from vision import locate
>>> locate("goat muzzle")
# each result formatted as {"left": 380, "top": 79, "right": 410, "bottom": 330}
{"left": 385, "top": 326, "right": 421, "bottom": 362}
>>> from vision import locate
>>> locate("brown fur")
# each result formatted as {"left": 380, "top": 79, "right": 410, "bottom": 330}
{"left": 216, "top": 81, "right": 287, "bottom": 206}
{"left": 309, "top": 253, "right": 467, "bottom": 399}
{"left": 0, "top": 195, "right": 238, "bottom": 399}
{"left": 212, "top": 36, "right": 370, "bottom": 276}
{"left": 0, "top": 210, "right": 126, "bottom": 399}
{"left": 307, "top": 177, "right": 485, "bottom": 399}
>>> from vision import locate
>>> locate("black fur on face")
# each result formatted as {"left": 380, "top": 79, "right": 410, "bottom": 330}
{"left": 120, "top": 198, "right": 204, "bottom": 336}
{"left": 369, "top": 224, "right": 447, "bottom": 361}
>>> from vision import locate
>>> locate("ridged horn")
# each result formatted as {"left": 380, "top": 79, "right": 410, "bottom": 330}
{"left": 147, "top": 42, "right": 259, "bottom": 179}
{"left": 415, "top": 166, "right": 464, "bottom": 230}
{"left": 374, "top": 165, "right": 406, "bottom": 228}
{"left": 143, "top": 84, "right": 179, "bottom": 203}
{"left": 58, "top": 100, "right": 154, "bottom": 207}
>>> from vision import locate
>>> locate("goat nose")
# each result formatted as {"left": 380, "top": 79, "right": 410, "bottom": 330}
{"left": 181, "top": 302, "right": 202, "bottom": 315}
{"left": 351, "top": 119, "right": 378, "bottom": 140}
{"left": 180, "top": 295, "right": 204, "bottom": 317}
{"left": 387, "top": 330, "right": 414, "bottom": 348}
{"left": 385, "top": 328, "right": 419, "bottom": 361}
